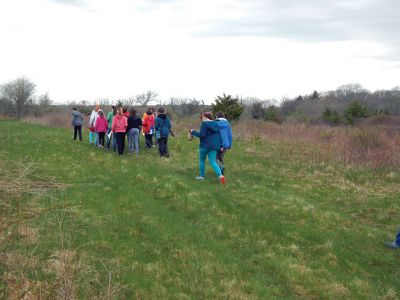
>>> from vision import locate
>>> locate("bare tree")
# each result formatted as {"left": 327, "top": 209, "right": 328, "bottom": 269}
{"left": 0, "top": 77, "right": 36, "bottom": 118}
{"left": 134, "top": 90, "right": 158, "bottom": 106}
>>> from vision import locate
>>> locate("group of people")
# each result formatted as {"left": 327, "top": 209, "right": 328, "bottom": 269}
{"left": 71, "top": 106, "right": 233, "bottom": 184}
{"left": 72, "top": 105, "right": 172, "bottom": 157}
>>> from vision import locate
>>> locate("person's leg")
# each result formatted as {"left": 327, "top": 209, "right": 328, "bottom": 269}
{"left": 395, "top": 230, "right": 400, "bottom": 246}
{"left": 113, "top": 132, "right": 117, "bottom": 151}
{"left": 217, "top": 149, "right": 226, "bottom": 174}
{"left": 198, "top": 148, "right": 207, "bottom": 177}
{"left": 127, "top": 129, "right": 133, "bottom": 152}
{"left": 95, "top": 132, "right": 99, "bottom": 146}
{"left": 100, "top": 132, "right": 105, "bottom": 147}
{"left": 106, "top": 128, "right": 111, "bottom": 149}
{"left": 121, "top": 133, "right": 126, "bottom": 154}
{"left": 133, "top": 128, "right": 139, "bottom": 154}
{"left": 74, "top": 126, "right": 77, "bottom": 140}
{"left": 158, "top": 138, "right": 164, "bottom": 156}
{"left": 164, "top": 136, "right": 169, "bottom": 157}
{"left": 115, "top": 133, "right": 122, "bottom": 155}
{"left": 77, "top": 126, "right": 82, "bottom": 141}
{"left": 89, "top": 131, "right": 93, "bottom": 144}
{"left": 208, "top": 150, "right": 222, "bottom": 178}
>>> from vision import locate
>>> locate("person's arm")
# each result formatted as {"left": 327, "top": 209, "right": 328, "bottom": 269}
{"left": 111, "top": 117, "right": 116, "bottom": 132}
{"left": 191, "top": 122, "right": 206, "bottom": 138}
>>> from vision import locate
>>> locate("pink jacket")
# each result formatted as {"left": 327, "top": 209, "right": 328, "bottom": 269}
{"left": 95, "top": 116, "right": 108, "bottom": 133}
{"left": 112, "top": 114, "right": 128, "bottom": 133}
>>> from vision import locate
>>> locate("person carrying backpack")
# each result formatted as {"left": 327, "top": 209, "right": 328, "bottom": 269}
{"left": 155, "top": 106, "right": 172, "bottom": 157}
{"left": 215, "top": 112, "right": 232, "bottom": 175}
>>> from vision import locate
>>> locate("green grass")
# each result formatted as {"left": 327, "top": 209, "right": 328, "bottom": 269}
{"left": 1, "top": 120, "right": 400, "bottom": 299}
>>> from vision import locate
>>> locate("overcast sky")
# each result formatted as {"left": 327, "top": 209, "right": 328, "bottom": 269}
{"left": 0, "top": 0, "right": 399, "bottom": 103}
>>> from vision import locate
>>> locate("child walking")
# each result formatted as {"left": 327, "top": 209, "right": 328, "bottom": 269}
{"left": 112, "top": 107, "right": 128, "bottom": 155}
{"left": 155, "top": 106, "right": 172, "bottom": 157}
{"left": 95, "top": 110, "right": 108, "bottom": 148}
{"left": 190, "top": 112, "right": 225, "bottom": 184}
{"left": 71, "top": 107, "right": 83, "bottom": 141}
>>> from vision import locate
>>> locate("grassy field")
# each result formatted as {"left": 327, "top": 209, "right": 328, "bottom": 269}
{"left": 1, "top": 120, "right": 400, "bottom": 299}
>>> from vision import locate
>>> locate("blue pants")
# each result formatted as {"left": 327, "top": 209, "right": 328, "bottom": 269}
{"left": 127, "top": 128, "right": 140, "bottom": 154}
{"left": 199, "top": 148, "right": 222, "bottom": 178}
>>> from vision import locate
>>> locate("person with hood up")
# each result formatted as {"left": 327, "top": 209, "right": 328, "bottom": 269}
{"left": 95, "top": 110, "right": 108, "bottom": 148}
{"left": 154, "top": 106, "right": 172, "bottom": 157}
{"left": 190, "top": 112, "right": 225, "bottom": 184}
{"left": 142, "top": 107, "right": 155, "bottom": 148}
{"left": 215, "top": 111, "right": 233, "bottom": 175}
{"left": 71, "top": 107, "right": 83, "bottom": 141}
{"left": 112, "top": 107, "right": 128, "bottom": 155}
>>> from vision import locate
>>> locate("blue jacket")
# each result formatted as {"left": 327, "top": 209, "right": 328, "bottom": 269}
{"left": 155, "top": 114, "right": 171, "bottom": 138}
{"left": 192, "top": 120, "right": 221, "bottom": 151}
{"left": 216, "top": 118, "right": 232, "bottom": 149}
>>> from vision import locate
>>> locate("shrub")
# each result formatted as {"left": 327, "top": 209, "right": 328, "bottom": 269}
{"left": 212, "top": 94, "right": 244, "bottom": 121}
{"left": 345, "top": 101, "right": 368, "bottom": 124}
{"left": 251, "top": 102, "right": 266, "bottom": 119}
{"left": 322, "top": 107, "right": 340, "bottom": 125}
{"left": 264, "top": 105, "right": 279, "bottom": 122}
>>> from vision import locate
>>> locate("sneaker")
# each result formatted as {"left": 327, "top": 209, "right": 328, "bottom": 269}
{"left": 195, "top": 176, "right": 205, "bottom": 180}
{"left": 385, "top": 242, "right": 400, "bottom": 249}
{"left": 219, "top": 175, "right": 225, "bottom": 185}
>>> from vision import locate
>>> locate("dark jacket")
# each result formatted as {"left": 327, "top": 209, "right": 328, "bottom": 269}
{"left": 127, "top": 114, "right": 142, "bottom": 131}
{"left": 71, "top": 111, "right": 83, "bottom": 126}
{"left": 191, "top": 120, "right": 221, "bottom": 150}
{"left": 155, "top": 114, "right": 171, "bottom": 138}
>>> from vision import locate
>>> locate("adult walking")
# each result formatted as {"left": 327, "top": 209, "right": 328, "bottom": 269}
{"left": 126, "top": 108, "right": 142, "bottom": 154}
{"left": 71, "top": 107, "right": 83, "bottom": 141}
{"left": 190, "top": 112, "right": 225, "bottom": 184}
{"left": 112, "top": 107, "right": 128, "bottom": 155}
{"left": 155, "top": 107, "right": 172, "bottom": 157}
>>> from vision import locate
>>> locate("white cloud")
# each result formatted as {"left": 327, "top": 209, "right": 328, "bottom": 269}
{"left": 0, "top": 0, "right": 399, "bottom": 103}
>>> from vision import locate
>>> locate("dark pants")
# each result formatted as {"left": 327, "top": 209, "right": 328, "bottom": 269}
{"left": 158, "top": 137, "right": 169, "bottom": 157}
{"left": 74, "top": 126, "right": 82, "bottom": 141}
{"left": 115, "top": 132, "right": 126, "bottom": 155}
{"left": 98, "top": 132, "right": 105, "bottom": 147}
{"left": 145, "top": 134, "right": 153, "bottom": 148}
{"left": 217, "top": 149, "right": 227, "bottom": 174}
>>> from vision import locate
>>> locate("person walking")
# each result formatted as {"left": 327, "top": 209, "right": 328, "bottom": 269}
{"left": 126, "top": 108, "right": 142, "bottom": 154}
{"left": 142, "top": 107, "right": 155, "bottom": 148}
{"left": 215, "top": 112, "right": 233, "bottom": 175}
{"left": 106, "top": 105, "right": 117, "bottom": 151}
{"left": 71, "top": 107, "right": 83, "bottom": 141}
{"left": 112, "top": 107, "right": 128, "bottom": 155}
{"left": 89, "top": 105, "right": 100, "bottom": 145}
{"left": 95, "top": 110, "right": 108, "bottom": 148}
{"left": 155, "top": 106, "right": 172, "bottom": 157}
{"left": 190, "top": 112, "right": 225, "bottom": 184}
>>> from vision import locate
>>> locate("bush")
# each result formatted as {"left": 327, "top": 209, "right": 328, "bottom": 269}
{"left": 264, "top": 105, "right": 279, "bottom": 122}
{"left": 212, "top": 94, "right": 244, "bottom": 121}
{"left": 322, "top": 107, "right": 340, "bottom": 125}
{"left": 251, "top": 102, "right": 266, "bottom": 119}
{"left": 344, "top": 101, "right": 369, "bottom": 124}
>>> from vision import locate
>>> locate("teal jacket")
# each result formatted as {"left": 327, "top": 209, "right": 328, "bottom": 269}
{"left": 191, "top": 120, "right": 221, "bottom": 151}
{"left": 155, "top": 114, "right": 171, "bottom": 138}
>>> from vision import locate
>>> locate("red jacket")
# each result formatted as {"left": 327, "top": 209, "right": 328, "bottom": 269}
{"left": 112, "top": 114, "right": 128, "bottom": 133}
{"left": 95, "top": 115, "right": 108, "bottom": 133}
{"left": 142, "top": 112, "right": 155, "bottom": 134}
